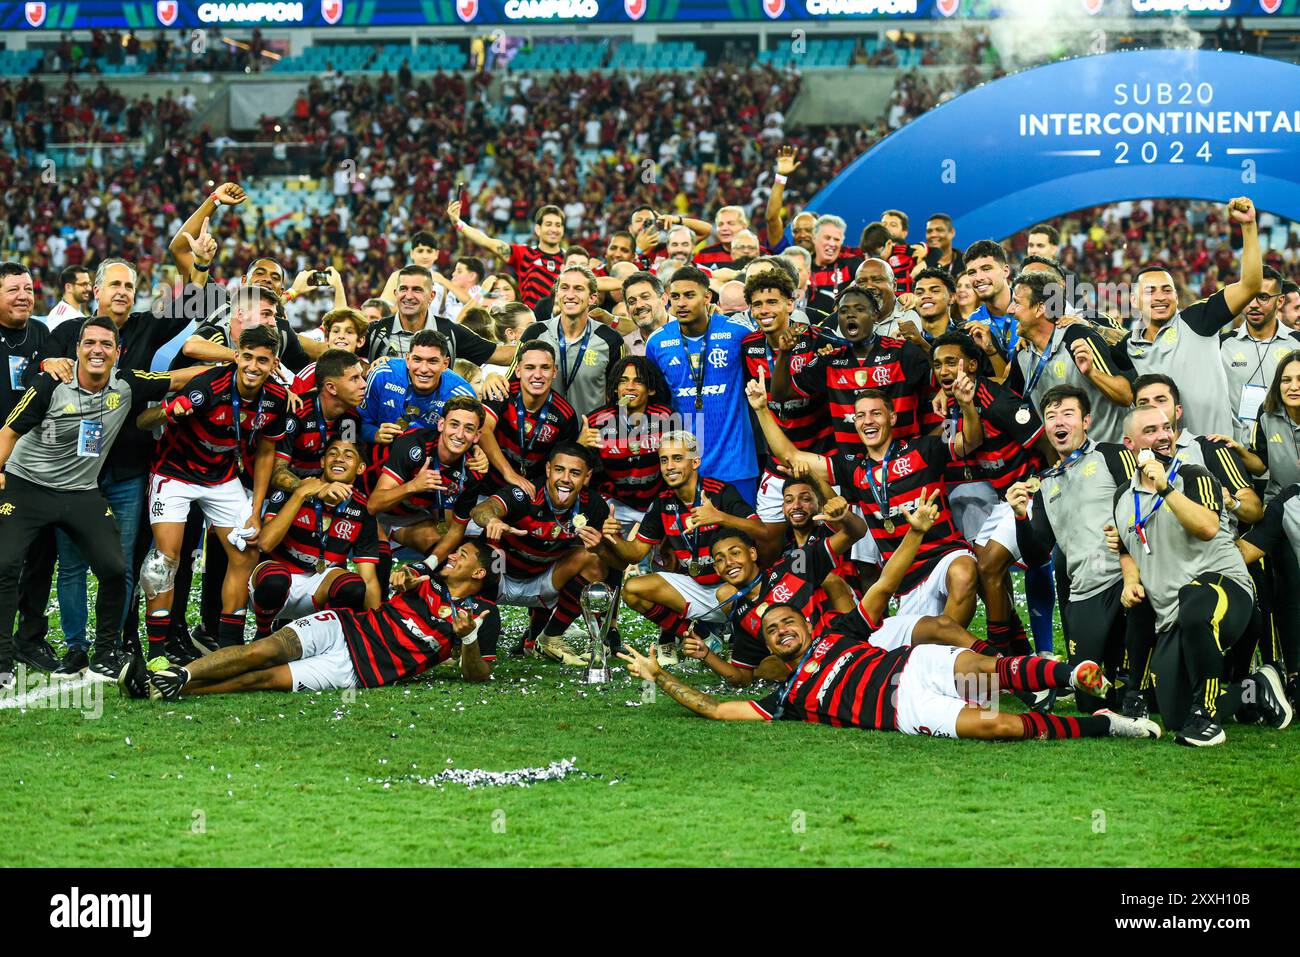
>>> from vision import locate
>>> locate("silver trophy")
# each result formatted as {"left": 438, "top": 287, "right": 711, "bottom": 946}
{"left": 580, "top": 582, "right": 618, "bottom": 684}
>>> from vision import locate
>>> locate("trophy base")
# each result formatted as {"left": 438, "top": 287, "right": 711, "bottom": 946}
{"left": 582, "top": 667, "right": 612, "bottom": 685}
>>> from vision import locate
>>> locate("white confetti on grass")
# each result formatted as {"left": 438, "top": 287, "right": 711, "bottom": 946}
{"left": 374, "top": 757, "right": 603, "bottom": 790}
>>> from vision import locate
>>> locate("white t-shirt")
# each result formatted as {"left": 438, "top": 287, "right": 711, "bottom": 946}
{"left": 44, "top": 300, "right": 85, "bottom": 331}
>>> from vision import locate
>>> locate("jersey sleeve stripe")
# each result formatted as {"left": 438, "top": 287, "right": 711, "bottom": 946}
{"left": 3, "top": 387, "right": 39, "bottom": 428}
{"left": 1086, "top": 338, "right": 1113, "bottom": 376}
{"left": 747, "top": 700, "right": 774, "bottom": 720}
{"left": 1216, "top": 448, "right": 1249, "bottom": 490}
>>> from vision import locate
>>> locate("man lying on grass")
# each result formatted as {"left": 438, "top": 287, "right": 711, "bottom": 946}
{"left": 618, "top": 497, "right": 1161, "bottom": 742}
{"left": 128, "top": 541, "right": 499, "bottom": 700}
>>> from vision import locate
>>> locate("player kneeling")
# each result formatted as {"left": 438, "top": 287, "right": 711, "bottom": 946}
{"left": 250, "top": 438, "right": 382, "bottom": 637}
{"left": 130, "top": 541, "right": 499, "bottom": 699}
{"left": 620, "top": 499, "right": 1161, "bottom": 741}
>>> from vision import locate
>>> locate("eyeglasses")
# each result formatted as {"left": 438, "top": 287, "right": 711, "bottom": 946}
{"left": 1254, "top": 292, "right": 1279, "bottom": 304}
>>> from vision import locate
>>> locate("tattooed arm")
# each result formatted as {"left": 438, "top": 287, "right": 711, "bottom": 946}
{"left": 617, "top": 644, "right": 765, "bottom": 720}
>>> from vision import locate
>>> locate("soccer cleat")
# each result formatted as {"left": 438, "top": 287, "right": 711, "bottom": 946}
{"left": 656, "top": 641, "right": 680, "bottom": 668}
{"left": 1097, "top": 708, "right": 1161, "bottom": 740}
{"left": 1249, "top": 665, "right": 1294, "bottom": 731}
{"left": 86, "top": 651, "right": 126, "bottom": 683}
{"left": 53, "top": 648, "right": 90, "bottom": 679}
{"left": 1175, "top": 710, "right": 1226, "bottom": 747}
{"left": 117, "top": 653, "right": 150, "bottom": 700}
{"left": 147, "top": 666, "right": 190, "bottom": 701}
{"left": 1068, "top": 660, "right": 1112, "bottom": 699}
{"left": 535, "top": 633, "right": 587, "bottom": 667}
{"left": 188, "top": 624, "right": 219, "bottom": 654}
{"left": 604, "top": 627, "right": 623, "bottom": 656}
{"left": 1013, "top": 688, "right": 1055, "bottom": 713}
{"left": 164, "top": 637, "right": 202, "bottom": 666}
{"left": 1120, "top": 688, "right": 1149, "bottom": 720}
{"left": 14, "top": 638, "right": 61, "bottom": 672}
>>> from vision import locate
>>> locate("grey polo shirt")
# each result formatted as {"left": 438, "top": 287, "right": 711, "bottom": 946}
{"left": 1125, "top": 291, "right": 1235, "bottom": 438}
{"left": 3, "top": 365, "right": 170, "bottom": 492}
{"left": 1006, "top": 323, "right": 1134, "bottom": 445}
{"left": 1218, "top": 324, "right": 1300, "bottom": 444}
{"left": 1112, "top": 461, "right": 1254, "bottom": 632}
{"left": 522, "top": 316, "right": 626, "bottom": 419}
{"left": 1249, "top": 408, "right": 1300, "bottom": 502}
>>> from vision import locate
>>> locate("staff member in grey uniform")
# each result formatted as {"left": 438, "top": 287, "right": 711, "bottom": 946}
{"left": 1110, "top": 405, "right": 1290, "bottom": 747}
{"left": 1004, "top": 272, "right": 1135, "bottom": 444}
{"left": 1122, "top": 196, "right": 1261, "bottom": 438}
{"left": 1008, "top": 385, "right": 1139, "bottom": 714}
{"left": 1218, "top": 266, "right": 1299, "bottom": 446}
{"left": 521, "top": 265, "right": 625, "bottom": 420}
{"left": 0, "top": 318, "right": 203, "bottom": 688}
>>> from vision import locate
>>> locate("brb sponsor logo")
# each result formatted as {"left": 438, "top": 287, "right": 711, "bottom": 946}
{"left": 50, "top": 888, "right": 151, "bottom": 937}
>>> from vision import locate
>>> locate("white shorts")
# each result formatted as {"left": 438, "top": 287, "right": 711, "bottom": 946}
{"left": 250, "top": 564, "right": 331, "bottom": 620}
{"left": 972, "top": 501, "right": 1022, "bottom": 563}
{"left": 867, "top": 613, "right": 924, "bottom": 651}
{"left": 849, "top": 502, "right": 882, "bottom": 566}
{"left": 948, "top": 481, "right": 999, "bottom": 543}
{"left": 894, "top": 644, "right": 968, "bottom": 738}
{"left": 286, "top": 610, "right": 359, "bottom": 692}
{"left": 657, "top": 572, "right": 725, "bottom": 620}
{"left": 498, "top": 567, "right": 561, "bottom": 609}
{"left": 756, "top": 470, "right": 786, "bottom": 524}
{"left": 611, "top": 499, "right": 646, "bottom": 538}
{"left": 149, "top": 473, "right": 251, "bottom": 530}
{"left": 896, "top": 549, "right": 975, "bottom": 618}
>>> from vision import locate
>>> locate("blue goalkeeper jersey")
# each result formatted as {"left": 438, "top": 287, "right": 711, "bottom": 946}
{"left": 645, "top": 313, "right": 758, "bottom": 485}
{"left": 358, "top": 360, "right": 476, "bottom": 443}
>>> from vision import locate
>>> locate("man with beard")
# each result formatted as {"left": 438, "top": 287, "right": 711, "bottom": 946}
{"left": 1122, "top": 197, "right": 1261, "bottom": 438}
{"left": 272, "top": 349, "right": 367, "bottom": 491}
{"left": 918, "top": 213, "right": 963, "bottom": 279}
{"left": 754, "top": 377, "right": 982, "bottom": 626}
{"left": 1280, "top": 280, "right": 1300, "bottom": 332}
{"left": 764, "top": 146, "right": 817, "bottom": 255}
{"left": 1109, "top": 405, "right": 1291, "bottom": 746}
{"left": 686, "top": 484, "right": 868, "bottom": 686}
{"left": 250, "top": 438, "right": 381, "bottom": 637}
{"left": 365, "top": 265, "right": 513, "bottom": 370}
{"left": 43, "top": 264, "right": 92, "bottom": 331}
{"left": 852, "top": 258, "right": 923, "bottom": 343}
{"left": 618, "top": 498, "right": 1152, "bottom": 741}
{"left": 963, "top": 239, "right": 1016, "bottom": 356}
{"left": 620, "top": 271, "right": 668, "bottom": 356}
{"left": 521, "top": 265, "right": 625, "bottom": 419}
{"left": 138, "top": 540, "right": 499, "bottom": 698}
{"left": 1218, "top": 265, "right": 1298, "bottom": 446}
{"left": 807, "top": 215, "right": 862, "bottom": 300}
{"left": 740, "top": 268, "right": 835, "bottom": 562}
{"left": 471, "top": 443, "right": 612, "bottom": 665}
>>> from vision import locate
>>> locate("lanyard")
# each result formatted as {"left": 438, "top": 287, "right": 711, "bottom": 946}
{"left": 312, "top": 494, "right": 349, "bottom": 556}
{"left": 1024, "top": 333, "right": 1055, "bottom": 395}
{"left": 771, "top": 636, "right": 820, "bottom": 720}
{"left": 314, "top": 395, "right": 328, "bottom": 446}
{"left": 719, "top": 575, "right": 764, "bottom": 623}
{"left": 436, "top": 579, "right": 462, "bottom": 620}
{"left": 436, "top": 451, "right": 468, "bottom": 515}
{"left": 680, "top": 480, "right": 705, "bottom": 559}
{"left": 1047, "top": 440, "right": 1091, "bottom": 477}
{"left": 1132, "top": 458, "right": 1183, "bottom": 553}
{"left": 677, "top": 322, "right": 716, "bottom": 411}
{"left": 543, "top": 485, "right": 575, "bottom": 534}
{"left": 556, "top": 320, "right": 593, "bottom": 394}
{"left": 515, "top": 391, "right": 553, "bottom": 458}
{"left": 865, "top": 441, "right": 896, "bottom": 518}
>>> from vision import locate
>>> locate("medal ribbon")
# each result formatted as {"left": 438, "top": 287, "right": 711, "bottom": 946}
{"left": 557, "top": 320, "right": 593, "bottom": 394}
{"left": 677, "top": 321, "right": 718, "bottom": 410}
{"left": 865, "top": 441, "right": 896, "bottom": 525}
{"left": 1132, "top": 457, "right": 1183, "bottom": 552}
{"left": 312, "top": 494, "right": 350, "bottom": 564}
{"left": 515, "top": 390, "right": 554, "bottom": 461}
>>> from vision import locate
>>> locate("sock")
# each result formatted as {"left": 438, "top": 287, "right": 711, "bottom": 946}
{"left": 1018, "top": 712, "right": 1109, "bottom": 739}
{"left": 376, "top": 541, "right": 393, "bottom": 598}
{"left": 523, "top": 606, "right": 548, "bottom": 653}
{"left": 326, "top": 572, "right": 367, "bottom": 613}
{"left": 1025, "top": 561, "right": 1056, "bottom": 654}
{"left": 969, "top": 637, "right": 996, "bottom": 656}
{"left": 251, "top": 565, "right": 292, "bottom": 638}
{"left": 641, "top": 602, "right": 688, "bottom": 639}
{"left": 996, "top": 654, "right": 1070, "bottom": 692}
{"left": 217, "top": 612, "right": 247, "bottom": 648}
{"left": 146, "top": 611, "right": 170, "bottom": 658}
{"left": 543, "top": 576, "right": 589, "bottom": 638}
{"left": 986, "top": 619, "right": 1015, "bottom": 655}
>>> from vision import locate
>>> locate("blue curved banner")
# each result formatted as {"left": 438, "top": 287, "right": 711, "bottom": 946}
{"left": 806, "top": 50, "right": 1300, "bottom": 244}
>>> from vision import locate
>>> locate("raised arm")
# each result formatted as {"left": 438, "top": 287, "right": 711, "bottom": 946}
{"left": 1222, "top": 197, "right": 1262, "bottom": 316}
{"left": 859, "top": 489, "right": 940, "bottom": 624}
{"left": 745, "top": 367, "right": 832, "bottom": 483}
{"left": 447, "top": 199, "right": 510, "bottom": 260}
{"left": 764, "top": 146, "right": 800, "bottom": 248}
{"left": 169, "top": 183, "right": 244, "bottom": 284}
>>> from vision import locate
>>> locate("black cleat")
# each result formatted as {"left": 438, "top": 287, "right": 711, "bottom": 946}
{"left": 117, "top": 652, "right": 150, "bottom": 700}
{"left": 1175, "top": 709, "right": 1226, "bottom": 748}
{"left": 53, "top": 648, "right": 90, "bottom": 679}
{"left": 87, "top": 650, "right": 126, "bottom": 683}
{"left": 14, "top": 639, "right": 61, "bottom": 672}
{"left": 164, "top": 637, "right": 202, "bottom": 666}
{"left": 1249, "top": 665, "right": 1294, "bottom": 731}
{"left": 147, "top": 666, "right": 190, "bottom": 701}
{"left": 1120, "top": 688, "right": 1149, "bottom": 720}
{"left": 188, "top": 624, "right": 219, "bottom": 654}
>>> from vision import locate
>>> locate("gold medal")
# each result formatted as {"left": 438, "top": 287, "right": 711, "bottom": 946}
{"left": 628, "top": 441, "right": 640, "bottom": 454}
{"left": 395, "top": 417, "right": 409, "bottom": 430}
{"left": 437, "top": 605, "right": 453, "bottom": 618}
{"left": 552, "top": 524, "right": 562, "bottom": 539}
{"left": 1025, "top": 476, "right": 1042, "bottom": 493}
{"left": 437, "top": 520, "right": 449, "bottom": 536}
{"left": 572, "top": 514, "right": 588, "bottom": 529}
{"left": 883, "top": 520, "right": 896, "bottom": 534}
{"left": 315, "top": 559, "right": 326, "bottom": 573}
{"left": 687, "top": 560, "right": 701, "bottom": 576}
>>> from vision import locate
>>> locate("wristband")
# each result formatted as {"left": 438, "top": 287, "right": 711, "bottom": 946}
{"left": 773, "top": 173, "right": 788, "bottom": 185}
{"left": 192, "top": 261, "right": 210, "bottom": 272}
{"left": 209, "top": 194, "right": 222, "bottom": 206}
{"left": 454, "top": 219, "right": 466, "bottom": 232}
{"left": 282, "top": 289, "right": 297, "bottom": 302}
{"left": 460, "top": 627, "right": 479, "bottom": 647}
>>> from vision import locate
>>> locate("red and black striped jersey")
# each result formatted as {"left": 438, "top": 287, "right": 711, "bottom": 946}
{"left": 729, "top": 531, "right": 842, "bottom": 670}
{"left": 939, "top": 377, "right": 1045, "bottom": 491}
{"left": 484, "top": 381, "right": 580, "bottom": 484}
{"left": 742, "top": 325, "right": 834, "bottom": 474}
{"left": 692, "top": 242, "right": 737, "bottom": 268}
{"left": 275, "top": 391, "right": 364, "bottom": 478}
{"left": 587, "top": 402, "right": 674, "bottom": 512}
{"left": 751, "top": 606, "right": 913, "bottom": 729}
{"left": 635, "top": 477, "right": 758, "bottom": 586}
{"left": 263, "top": 487, "right": 380, "bottom": 574}
{"left": 828, "top": 436, "right": 966, "bottom": 593}
{"left": 808, "top": 253, "right": 864, "bottom": 299}
{"left": 489, "top": 483, "right": 611, "bottom": 579}
{"left": 792, "top": 338, "right": 933, "bottom": 448}
{"left": 378, "top": 426, "right": 489, "bottom": 522}
{"left": 508, "top": 243, "right": 565, "bottom": 308}
{"left": 887, "top": 246, "right": 919, "bottom": 295}
{"left": 339, "top": 587, "right": 500, "bottom": 688}
{"left": 154, "top": 365, "right": 288, "bottom": 486}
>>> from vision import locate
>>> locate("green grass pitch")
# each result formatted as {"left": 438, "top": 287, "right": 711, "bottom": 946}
{"left": 1, "top": 585, "right": 1297, "bottom": 868}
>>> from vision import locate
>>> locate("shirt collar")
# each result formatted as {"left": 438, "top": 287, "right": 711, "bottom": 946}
{"left": 1230, "top": 323, "right": 1286, "bottom": 344}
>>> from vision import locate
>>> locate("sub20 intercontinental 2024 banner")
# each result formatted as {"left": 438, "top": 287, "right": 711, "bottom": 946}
{"left": 6, "top": 0, "right": 1300, "bottom": 30}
